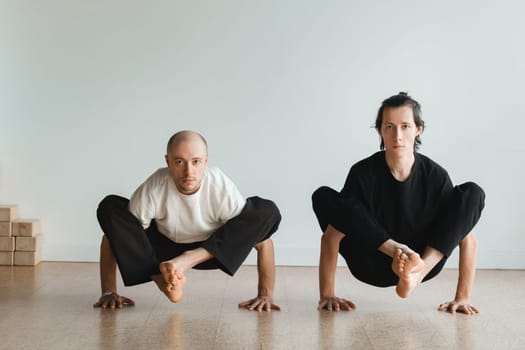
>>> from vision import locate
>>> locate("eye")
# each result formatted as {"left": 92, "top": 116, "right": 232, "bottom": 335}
{"left": 175, "top": 159, "right": 184, "bottom": 165}
{"left": 193, "top": 159, "right": 201, "bottom": 165}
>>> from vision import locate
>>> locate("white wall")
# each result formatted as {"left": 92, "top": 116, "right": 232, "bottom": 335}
{"left": 1, "top": 0, "right": 524, "bottom": 268}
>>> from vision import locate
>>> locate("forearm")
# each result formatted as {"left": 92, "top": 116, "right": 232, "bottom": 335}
{"left": 256, "top": 239, "right": 275, "bottom": 297}
{"left": 100, "top": 236, "right": 118, "bottom": 293}
{"left": 455, "top": 232, "right": 478, "bottom": 301}
{"left": 319, "top": 228, "right": 343, "bottom": 298}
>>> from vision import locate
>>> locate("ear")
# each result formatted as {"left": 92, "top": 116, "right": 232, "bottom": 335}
{"left": 416, "top": 126, "right": 423, "bottom": 136}
{"left": 165, "top": 154, "right": 169, "bottom": 167}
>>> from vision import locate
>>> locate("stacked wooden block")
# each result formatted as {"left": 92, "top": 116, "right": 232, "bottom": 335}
{"left": 0, "top": 205, "right": 42, "bottom": 266}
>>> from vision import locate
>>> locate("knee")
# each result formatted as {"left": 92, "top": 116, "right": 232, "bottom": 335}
{"left": 457, "top": 182, "right": 485, "bottom": 208}
{"left": 248, "top": 196, "right": 281, "bottom": 224}
{"left": 312, "top": 186, "right": 336, "bottom": 211}
{"left": 96, "top": 195, "right": 128, "bottom": 225}
{"left": 97, "top": 195, "right": 122, "bottom": 213}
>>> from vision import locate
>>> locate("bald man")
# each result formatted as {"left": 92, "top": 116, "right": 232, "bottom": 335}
{"left": 94, "top": 131, "right": 282, "bottom": 312}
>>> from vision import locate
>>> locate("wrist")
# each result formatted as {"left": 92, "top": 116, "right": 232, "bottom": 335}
{"left": 320, "top": 291, "right": 335, "bottom": 299}
{"left": 454, "top": 293, "right": 470, "bottom": 302}
{"left": 258, "top": 287, "right": 273, "bottom": 298}
{"left": 320, "top": 284, "right": 335, "bottom": 298}
{"left": 101, "top": 291, "right": 116, "bottom": 297}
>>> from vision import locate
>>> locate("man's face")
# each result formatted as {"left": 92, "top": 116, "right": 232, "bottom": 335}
{"left": 165, "top": 138, "right": 208, "bottom": 195}
{"left": 379, "top": 105, "right": 422, "bottom": 156}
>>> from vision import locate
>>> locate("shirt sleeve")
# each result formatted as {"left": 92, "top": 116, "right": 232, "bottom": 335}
{"left": 216, "top": 173, "right": 246, "bottom": 223}
{"left": 341, "top": 163, "right": 369, "bottom": 205}
{"left": 340, "top": 160, "right": 392, "bottom": 244}
{"left": 128, "top": 180, "right": 156, "bottom": 229}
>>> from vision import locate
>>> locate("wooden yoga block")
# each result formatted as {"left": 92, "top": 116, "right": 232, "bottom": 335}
{"left": 0, "top": 251, "right": 14, "bottom": 266}
{"left": 14, "top": 250, "right": 41, "bottom": 266}
{"left": 0, "top": 205, "right": 18, "bottom": 221}
{"left": 12, "top": 219, "right": 41, "bottom": 237}
{"left": 0, "top": 237, "right": 15, "bottom": 251}
{"left": 0, "top": 222, "right": 12, "bottom": 236}
{"left": 16, "top": 234, "right": 41, "bottom": 252}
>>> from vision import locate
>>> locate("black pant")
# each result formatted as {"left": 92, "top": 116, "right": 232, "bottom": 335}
{"left": 97, "top": 195, "right": 281, "bottom": 286}
{"left": 312, "top": 182, "right": 485, "bottom": 287}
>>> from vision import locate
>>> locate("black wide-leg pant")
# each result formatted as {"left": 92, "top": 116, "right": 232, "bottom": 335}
{"left": 312, "top": 182, "right": 485, "bottom": 287}
{"left": 97, "top": 195, "right": 281, "bottom": 286}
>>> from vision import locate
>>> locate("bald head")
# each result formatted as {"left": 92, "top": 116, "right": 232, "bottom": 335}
{"left": 165, "top": 130, "right": 209, "bottom": 195}
{"left": 166, "top": 130, "right": 208, "bottom": 155}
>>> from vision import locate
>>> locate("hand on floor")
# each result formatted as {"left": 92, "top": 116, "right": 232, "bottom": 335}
{"left": 318, "top": 296, "right": 356, "bottom": 312}
{"left": 438, "top": 300, "right": 479, "bottom": 315}
{"left": 239, "top": 296, "right": 281, "bottom": 312}
{"left": 93, "top": 292, "right": 135, "bottom": 309}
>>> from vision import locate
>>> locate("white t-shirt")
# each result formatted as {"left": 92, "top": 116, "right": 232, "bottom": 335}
{"left": 129, "top": 166, "right": 246, "bottom": 243}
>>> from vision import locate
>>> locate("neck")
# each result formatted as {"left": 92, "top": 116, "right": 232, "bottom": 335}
{"left": 385, "top": 151, "right": 415, "bottom": 182}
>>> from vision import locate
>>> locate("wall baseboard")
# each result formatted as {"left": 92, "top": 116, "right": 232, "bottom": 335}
{"left": 41, "top": 244, "right": 525, "bottom": 270}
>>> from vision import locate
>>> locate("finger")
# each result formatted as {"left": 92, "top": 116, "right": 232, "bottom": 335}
{"left": 461, "top": 305, "right": 471, "bottom": 315}
{"left": 238, "top": 300, "right": 251, "bottom": 308}
{"left": 249, "top": 299, "right": 263, "bottom": 311}
{"left": 340, "top": 302, "right": 351, "bottom": 311}
{"left": 257, "top": 301, "right": 267, "bottom": 312}
{"left": 438, "top": 302, "right": 449, "bottom": 311}
{"left": 264, "top": 302, "right": 272, "bottom": 312}
{"left": 263, "top": 301, "right": 273, "bottom": 312}
{"left": 123, "top": 297, "right": 135, "bottom": 306}
{"left": 463, "top": 304, "right": 478, "bottom": 315}
{"left": 259, "top": 302, "right": 267, "bottom": 312}
{"left": 465, "top": 305, "right": 473, "bottom": 315}
{"left": 263, "top": 302, "right": 276, "bottom": 312}
{"left": 327, "top": 301, "right": 333, "bottom": 311}
{"left": 334, "top": 302, "right": 340, "bottom": 312}
{"left": 460, "top": 304, "right": 475, "bottom": 315}
{"left": 256, "top": 300, "right": 267, "bottom": 312}
{"left": 449, "top": 303, "right": 457, "bottom": 314}
{"left": 318, "top": 300, "right": 327, "bottom": 310}
{"left": 271, "top": 303, "right": 281, "bottom": 311}
{"left": 343, "top": 299, "right": 356, "bottom": 310}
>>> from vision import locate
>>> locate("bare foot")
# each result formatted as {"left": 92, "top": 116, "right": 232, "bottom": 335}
{"left": 392, "top": 249, "right": 424, "bottom": 298}
{"left": 159, "top": 261, "right": 184, "bottom": 291}
{"left": 152, "top": 273, "right": 186, "bottom": 303}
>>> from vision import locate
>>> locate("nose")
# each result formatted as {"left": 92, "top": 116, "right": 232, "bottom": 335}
{"left": 184, "top": 163, "right": 194, "bottom": 176}
{"left": 394, "top": 127, "right": 402, "bottom": 140}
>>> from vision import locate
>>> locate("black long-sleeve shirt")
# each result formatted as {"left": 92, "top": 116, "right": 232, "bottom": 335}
{"left": 341, "top": 151, "right": 453, "bottom": 251}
